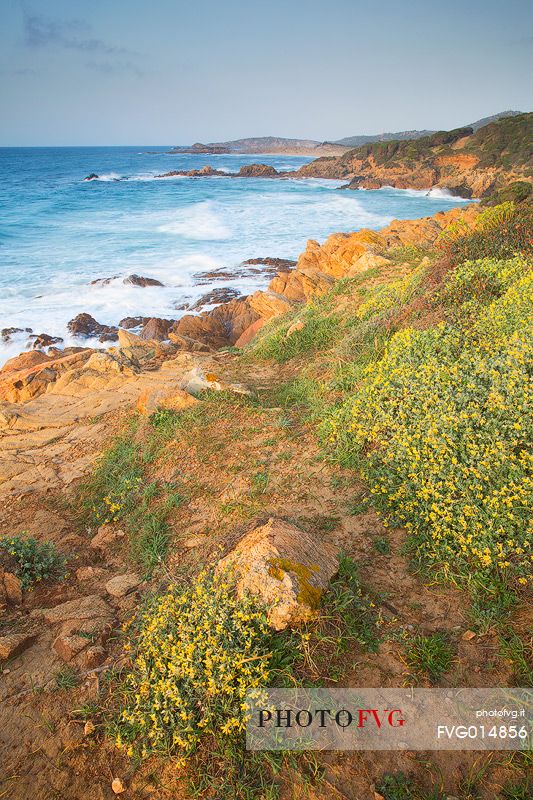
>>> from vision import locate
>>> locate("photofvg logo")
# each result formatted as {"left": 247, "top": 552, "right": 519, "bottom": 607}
{"left": 246, "top": 688, "right": 532, "bottom": 751}
{"left": 257, "top": 706, "right": 405, "bottom": 730}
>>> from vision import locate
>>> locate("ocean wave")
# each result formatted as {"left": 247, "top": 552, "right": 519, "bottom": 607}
{"left": 158, "top": 202, "right": 232, "bottom": 240}
{"left": 378, "top": 185, "right": 472, "bottom": 202}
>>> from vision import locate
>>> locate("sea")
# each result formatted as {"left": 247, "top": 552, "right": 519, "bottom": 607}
{"left": 0, "top": 146, "right": 471, "bottom": 366}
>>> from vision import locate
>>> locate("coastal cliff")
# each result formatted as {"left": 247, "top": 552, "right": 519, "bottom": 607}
{"left": 296, "top": 113, "right": 533, "bottom": 197}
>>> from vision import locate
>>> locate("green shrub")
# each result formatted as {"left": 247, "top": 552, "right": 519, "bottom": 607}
{"left": 0, "top": 535, "right": 67, "bottom": 590}
{"left": 323, "top": 256, "right": 533, "bottom": 586}
{"left": 114, "top": 570, "right": 274, "bottom": 763}
{"left": 437, "top": 202, "right": 533, "bottom": 263}
{"left": 483, "top": 181, "right": 532, "bottom": 207}
{"left": 355, "top": 261, "right": 427, "bottom": 321}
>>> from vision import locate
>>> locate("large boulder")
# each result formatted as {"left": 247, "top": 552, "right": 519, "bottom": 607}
{"left": 208, "top": 297, "right": 260, "bottom": 343}
{"left": 234, "top": 318, "right": 266, "bottom": 348}
{"left": 216, "top": 517, "right": 338, "bottom": 630}
{"left": 238, "top": 164, "right": 278, "bottom": 178}
{"left": 248, "top": 290, "right": 294, "bottom": 320}
{"left": 117, "top": 328, "right": 155, "bottom": 349}
{"left": 169, "top": 314, "right": 229, "bottom": 349}
{"left": 269, "top": 267, "right": 335, "bottom": 302}
{"left": 0, "top": 349, "right": 93, "bottom": 403}
{"left": 0, "top": 350, "right": 50, "bottom": 374}
{"left": 67, "top": 313, "right": 118, "bottom": 341}
{"left": 138, "top": 318, "right": 174, "bottom": 341}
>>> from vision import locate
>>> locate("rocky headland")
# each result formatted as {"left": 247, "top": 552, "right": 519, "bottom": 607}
{"left": 295, "top": 113, "right": 533, "bottom": 198}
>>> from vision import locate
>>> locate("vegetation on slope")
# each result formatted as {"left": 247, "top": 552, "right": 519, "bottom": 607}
{"left": 74, "top": 200, "right": 532, "bottom": 798}
{"left": 340, "top": 113, "right": 533, "bottom": 172}
{"left": 253, "top": 200, "right": 533, "bottom": 590}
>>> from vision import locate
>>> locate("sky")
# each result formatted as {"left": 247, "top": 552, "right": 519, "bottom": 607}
{"left": 1, "top": 0, "right": 532, "bottom": 145}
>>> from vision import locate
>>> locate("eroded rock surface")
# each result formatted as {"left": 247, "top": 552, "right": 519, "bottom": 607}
{"left": 217, "top": 517, "right": 339, "bottom": 630}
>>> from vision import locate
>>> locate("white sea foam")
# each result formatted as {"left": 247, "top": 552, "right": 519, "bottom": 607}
{"left": 89, "top": 172, "right": 124, "bottom": 182}
{"left": 379, "top": 185, "right": 472, "bottom": 202}
{"left": 158, "top": 202, "right": 232, "bottom": 240}
{"left": 1, "top": 150, "right": 470, "bottom": 368}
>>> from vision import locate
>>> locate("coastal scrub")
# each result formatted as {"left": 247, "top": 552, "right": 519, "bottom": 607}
{"left": 114, "top": 570, "right": 272, "bottom": 763}
{"left": 323, "top": 255, "right": 532, "bottom": 586}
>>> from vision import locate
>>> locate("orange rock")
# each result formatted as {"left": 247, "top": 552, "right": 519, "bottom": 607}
{"left": 0, "top": 349, "right": 92, "bottom": 403}
{"left": 0, "top": 632, "right": 36, "bottom": 660}
{"left": 90, "top": 525, "right": 125, "bottom": 551}
{"left": 216, "top": 517, "right": 338, "bottom": 630}
{"left": 53, "top": 634, "right": 87, "bottom": 662}
{"left": 0, "top": 569, "right": 23, "bottom": 604}
{"left": 235, "top": 318, "right": 266, "bottom": 347}
{"left": 83, "top": 645, "right": 107, "bottom": 669}
{"left": 0, "top": 350, "right": 50, "bottom": 374}
{"left": 169, "top": 314, "right": 229, "bottom": 349}
{"left": 248, "top": 290, "right": 294, "bottom": 319}
{"left": 208, "top": 297, "right": 260, "bottom": 343}
{"left": 136, "top": 386, "right": 199, "bottom": 416}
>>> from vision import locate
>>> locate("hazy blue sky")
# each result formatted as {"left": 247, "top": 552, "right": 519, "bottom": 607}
{"left": 1, "top": 0, "right": 532, "bottom": 145}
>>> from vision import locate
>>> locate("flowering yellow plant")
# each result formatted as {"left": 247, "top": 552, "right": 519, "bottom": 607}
{"left": 324, "top": 256, "right": 532, "bottom": 585}
{"left": 115, "top": 570, "right": 271, "bottom": 761}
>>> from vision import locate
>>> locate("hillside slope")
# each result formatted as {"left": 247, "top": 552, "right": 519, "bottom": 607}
{"left": 331, "top": 110, "right": 523, "bottom": 147}
{"left": 298, "top": 113, "right": 533, "bottom": 197}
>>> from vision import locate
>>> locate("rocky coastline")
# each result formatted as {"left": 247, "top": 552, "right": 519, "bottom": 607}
{"left": 83, "top": 112, "right": 533, "bottom": 201}
{"left": 0, "top": 205, "right": 479, "bottom": 405}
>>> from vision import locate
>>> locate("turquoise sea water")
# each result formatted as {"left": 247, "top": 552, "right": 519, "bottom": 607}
{"left": 0, "top": 146, "right": 470, "bottom": 365}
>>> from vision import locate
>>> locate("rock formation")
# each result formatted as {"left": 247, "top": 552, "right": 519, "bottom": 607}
{"left": 216, "top": 517, "right": 339, "bottom": 630}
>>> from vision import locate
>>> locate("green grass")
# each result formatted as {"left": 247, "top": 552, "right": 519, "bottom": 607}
{"left": 468, "top": 579, "right": 518, "bottom": 633}
{"left": 373, "top": 536, "right": 391, "bottom": 555}
{"left": 271, "top": 375, "right": 328, "bottom": 419}
{"left": 252, "top": 302, "right": 341, "bottom": 363}
{"left": 320, "top": 555, "right": 379, "bottom": 654}
{"left": 498, "top": 630, "right": 533, "bottom": 685}
{"left": 501, "top": 778, "right": 532, "bottom": 800}
{"left": 78, "top": 412, "right": 191, "bottom": 572}
{"left": 376, "top": 770, "right": 445, "bottom": 800}
{"left": 54, "top": 666, "right": 79, "bottom": 690}
{"left": 403, "top": 632, "right": 454, "bottom": 684}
